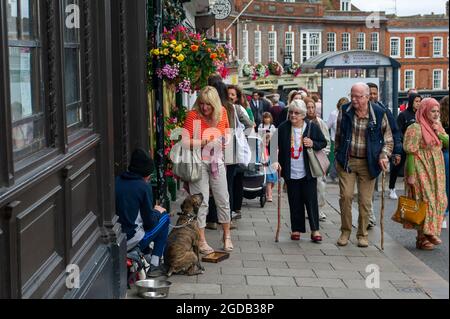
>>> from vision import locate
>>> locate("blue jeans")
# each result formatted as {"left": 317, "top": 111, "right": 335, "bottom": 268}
{"left": 138, "top": 213, "right": 170, "bottom": 257}
{"left": 444, "top": 149, "right": 449, "bottom": 216}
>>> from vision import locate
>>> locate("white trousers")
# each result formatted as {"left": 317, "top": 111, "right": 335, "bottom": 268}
{"left": 189, "top": 162, "right": 230, "bottom": 228}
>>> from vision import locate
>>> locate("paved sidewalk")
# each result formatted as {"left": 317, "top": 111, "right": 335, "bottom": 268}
{"left": 128, "top": 183, "right": 449, "bottom": 299}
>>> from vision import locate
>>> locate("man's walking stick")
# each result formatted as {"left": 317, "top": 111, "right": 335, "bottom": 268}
{"left": 380, "top": 171, "right": 385, "bottom": 250}
{"left": 275, "top": 168, "right": 281, "bottom": 243}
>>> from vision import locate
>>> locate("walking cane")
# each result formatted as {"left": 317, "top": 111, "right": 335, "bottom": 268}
{"left": 380, "top": 171, "right": 385, "bottom": 250}
{"left": 275, "top": 168, "right": 281, "bottom": 243}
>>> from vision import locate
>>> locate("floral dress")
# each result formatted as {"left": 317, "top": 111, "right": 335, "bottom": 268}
{"left": 403, "top": 123, "right": 448, "bottom": 235}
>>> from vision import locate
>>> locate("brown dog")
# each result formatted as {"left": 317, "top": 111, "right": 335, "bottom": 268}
{"left": 164, "top": 193, "right": 205, "bottom": 276}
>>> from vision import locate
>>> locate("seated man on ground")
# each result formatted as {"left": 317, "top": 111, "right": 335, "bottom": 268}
{"left": 116, "top": 148, "right": 170, "bottom": 277}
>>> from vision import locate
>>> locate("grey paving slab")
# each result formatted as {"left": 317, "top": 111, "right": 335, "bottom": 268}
{"left": 263, "top": 254, "right": 307, "bottom": 262}
{"left": 129, "top": 185, "right": 449, "bottom": 300}
{"left": 228, "top": 253, "right": 264, "bottom": 261}
{"left": 299, "top": 243, "right": 339, "bottom": 250}
{"left": 167, "top": 294, "right": 195, "bottom": 299}
{"left": 272, "top": 286, "right": 327, "bottom": 298}
{"left": 361, "top": 250, "right": 391, "bottom": 258}
{"left": 286, "top": 261, "right": 334, "bottom": 270}
{"left": 213, "top": 260, "right": 244, "bottom": 267}
{"left": 314, "top": 270, "right": 365, "bottom": 279}
{"left": 168, "top": 275, "right": 199, "bottom": 283}
{"left": 330, "top": 261, "right": 400, "bottom": 272}
{"left": 323, "top": 287, "right": 380, "bottom": 299}
{"left": 221, "top": 267, "right": 269, "bottom": 276}
{"left": 194, "top": 294, "right": 248, "bottom": 299}
{"left": 243, "top": 260, "right": 289, "bottom": 268}
{"left": 232, "top": 230, "right": 257, "bottom": 236}
{"left": 197, "top": 274, "right": 246, "bottom": 285}
{"left": 230, "top": 241, "right": 261, "bottom": 249}
{"left": 246, "top": 275, "right": 298, "bottom": 286}
{"left": 295, "top": 277, "right": 346, "bottom": 288}
{"left": 221, "top": 285, "right": 274, "bottom": 296}
{"left": 374, "top": 290, "right": 431, "bottom": 299}
{"left": 240, "top": 247, "right": 283, "bottom": 254}
{"left": 342, "top": 279, "right": 396, "bottom": 290}
{"left": 305, "top": 255, "right": 350, "bottom": 263}
{"left": 347, "top": 256, "right": 400, "bottom": 266}
{"left": 321, "top": 249, "right": 365, "bottom": 257}
{"left": 359, "top": 271, "right": 412, "bottom": 281}
{"left": 267, "top": 268, "right": 316, "bottom": 277}
{"left": 249, "top": 295, "right": 298, "bottom": 299}
{"left": 170, "top": 283, "right": 221, "bottom": 295}
{"left": 259, "top": 241, "right": 299, "bottom": 248}
{"left": 280, "top": 248, "right": 325, "bottom": 255}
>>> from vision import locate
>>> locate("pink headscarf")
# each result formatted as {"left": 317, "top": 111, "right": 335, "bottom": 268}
{"left": 415, "top": 98, "right": 441, "bottom": 147}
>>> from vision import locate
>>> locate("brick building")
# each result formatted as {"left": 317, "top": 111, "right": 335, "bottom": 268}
{"left": 215, "top": 0, "right": 448, "bottom": 93}
{"left": 386, "top": 14, "right": 449, "bottom": 92}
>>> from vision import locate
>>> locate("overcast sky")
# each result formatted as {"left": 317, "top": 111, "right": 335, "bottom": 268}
{"left": 352, "top": 0, "right": 448, "bottom": 16}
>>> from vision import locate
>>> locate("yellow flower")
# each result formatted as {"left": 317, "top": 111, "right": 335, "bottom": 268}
{"left": 174, "top": 44, "right": 183, "bottom": 53}
{"left": 163, "top": 48, "right": 169, "bottom": 55}
{"left": 177, "top": 54, "right": 185, "bottom": 62}
{"left": 162, "top": 40, "right": 169, "bottom": 47}
{"left": 171, "top": 39, "right": 177, "bottom": 45}
{"left": 152, "top": 48, "right": 160, "bottom": 56}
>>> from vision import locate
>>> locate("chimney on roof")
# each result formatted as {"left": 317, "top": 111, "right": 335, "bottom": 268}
{"left": 446, "top": 1, "right": 449, "bottom": 16}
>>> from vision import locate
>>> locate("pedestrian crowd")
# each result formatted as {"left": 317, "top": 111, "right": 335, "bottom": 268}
{"left": 114, "top": 74, "right": 449, "bottom": 279}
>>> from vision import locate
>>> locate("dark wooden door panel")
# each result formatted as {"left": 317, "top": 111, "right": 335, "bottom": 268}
{"left": 15, "top": 185, "right": 65, "bottom": 298}
{"left": 0, "top": 224, "right": 7, "bottom": 298}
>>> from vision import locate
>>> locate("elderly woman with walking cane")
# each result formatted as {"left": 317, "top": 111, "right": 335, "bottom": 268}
{"left": 276, "top": 99, "right": 327, "bottom": 242}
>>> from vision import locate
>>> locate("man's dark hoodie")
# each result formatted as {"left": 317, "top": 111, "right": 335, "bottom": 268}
{"left": 115, "top": 149, "right": 162, "bottom": 250}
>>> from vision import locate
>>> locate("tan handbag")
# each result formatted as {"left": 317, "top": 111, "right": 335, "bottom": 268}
{"left": 306, "top": 123, "right": 330, "bottom": 178}
{"left": 171, "top": 142, "right": 202, "bottom": 183}
{"left": 391, "top": 187, "right": 427, "bottom": 225}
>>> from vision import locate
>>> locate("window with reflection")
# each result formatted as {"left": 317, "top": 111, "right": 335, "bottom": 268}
{"left": 7, "top": 0, "right": 45, "bottom": 162}
{"left": 63, "top": 0, "right": 82, "bottom": 133}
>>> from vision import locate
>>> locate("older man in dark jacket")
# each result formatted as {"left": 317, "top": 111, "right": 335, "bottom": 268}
{"left": 335, "top": 83, "right": 394, "bottom": 248}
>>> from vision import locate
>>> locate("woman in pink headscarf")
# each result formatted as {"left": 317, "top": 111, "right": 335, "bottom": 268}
{"left": 403, "top": 98, "right": 449, "bottom": 250}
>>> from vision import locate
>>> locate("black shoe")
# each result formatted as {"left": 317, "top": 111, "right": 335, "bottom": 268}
{"left": 147, "top": 264, "right": 167, "bottom": 278}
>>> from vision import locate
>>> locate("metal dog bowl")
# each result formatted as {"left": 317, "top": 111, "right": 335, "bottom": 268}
{"left": 135, "top": 279, "right": 172, "bottom": 298}
{"left": 139, "top": 291, "right": 167, "bottom": 299}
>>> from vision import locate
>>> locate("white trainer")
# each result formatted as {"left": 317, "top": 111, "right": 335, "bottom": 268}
{"left": 442, "top": 218, "right": 447, "bottom": 229}
{"left": 389, "top": 189, "right": 398, "bottom": 200}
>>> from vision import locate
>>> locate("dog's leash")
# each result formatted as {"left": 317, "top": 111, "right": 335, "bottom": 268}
{"left": 169, "top": 216, "right": 196, "bottom": 229}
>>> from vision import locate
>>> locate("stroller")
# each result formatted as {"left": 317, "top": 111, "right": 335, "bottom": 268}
{"left": 242, "top": 135, "right": 267, "bottom": 208}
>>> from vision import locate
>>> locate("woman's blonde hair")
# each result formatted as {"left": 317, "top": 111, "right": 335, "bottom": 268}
{"left": 288, "top": 99, "right": 307, "bottom": 117}
{"left": 194, "top": 86, "right": 223, "bottom": 123}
